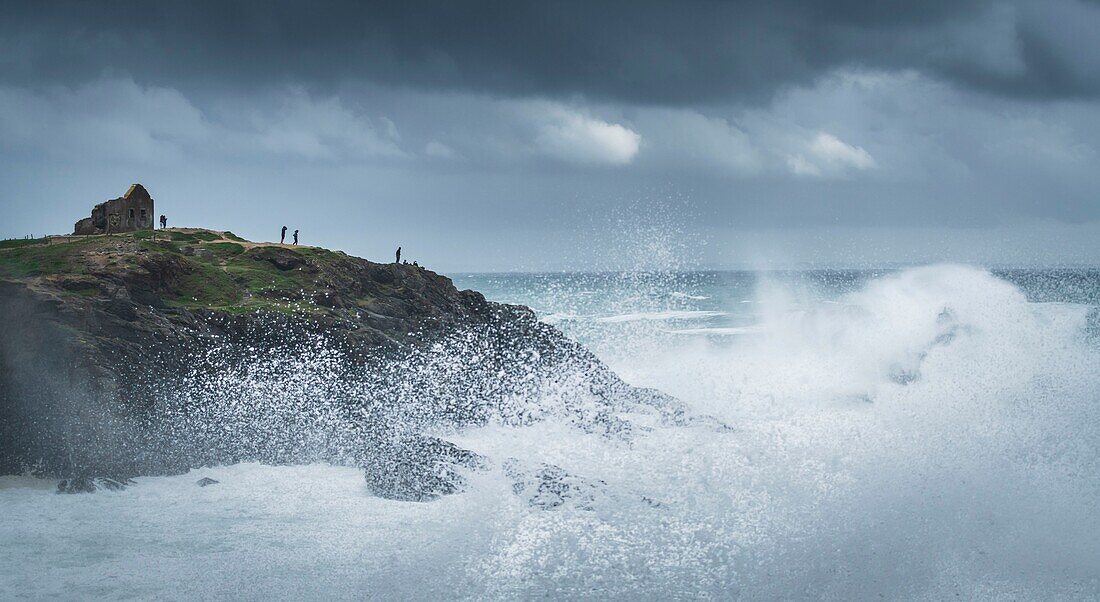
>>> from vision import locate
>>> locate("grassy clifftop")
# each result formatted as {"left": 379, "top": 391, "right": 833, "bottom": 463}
{"left": 0, "top": 229, "right": 462, "bottom": 319}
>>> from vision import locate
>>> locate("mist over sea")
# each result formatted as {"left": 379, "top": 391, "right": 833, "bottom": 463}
{"left": 3, "top": 265, "right": 1099, "bottom": 599}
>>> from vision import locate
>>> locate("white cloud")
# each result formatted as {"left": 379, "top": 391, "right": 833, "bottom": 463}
{"left": 809, "top": 132, "right": 876, "bottom": 169}
{"left": 786, "top": 132, "right": 876, "bottom": 176}
{"left": 529, "top": 104, "right": 640, "bottom": 165}
{"left": 424, "top": 140, "right": 455, "bottom": 158}
{"left": 623, "top": 106, "right": 877, "bottom": 179}
{"left": 786, "top": 154, "right": 823, "bottom": 177}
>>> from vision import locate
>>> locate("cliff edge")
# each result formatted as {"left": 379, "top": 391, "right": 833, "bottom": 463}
{"left": 0, "top": 230, "right": 684, "bottom": 497}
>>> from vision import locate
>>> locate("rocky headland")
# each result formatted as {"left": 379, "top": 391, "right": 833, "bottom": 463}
{"left": 0, "top": 229, "right": 688, "bottom": 500}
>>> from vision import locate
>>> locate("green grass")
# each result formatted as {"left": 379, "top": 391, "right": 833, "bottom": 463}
{"left": 0, "top": 238, "right": 46, "bottom": 250}
{"left": 224, "top": 263, "right": 310, "bottom": 299}
{"left": 0, "top": 228, "right": 379, "bottom": 317}
{"left": 168, "top": 260, "right": 241, "bottom": 308}
{"left": 205, "top": 242, "right": 246, "bottom": 257}
{"left": 169, "top": 231, "right": 220, "bottom": 242}
{"left": 295, "top": 246, "right": 338, "bottom": 260}
{"left": 222, "top": 231, "right": 247, "bottom": 242}
{"left": 0, "top": 239, "right": 92, "bottom": 277}
{"left": 140, "top": 237, "right": 322, "bottom": 311}
{"left": 139, "top": 240, "right": 184, "bottom": 255}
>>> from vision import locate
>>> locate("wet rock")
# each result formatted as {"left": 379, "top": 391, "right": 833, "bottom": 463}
{"left": 313, "top": 291, "right": 344, "bottom": 308}
{"left": 1, "top": 231, "right": 691, "bottom": 481}
{"left": 56, "top": 276, "right": 102, "bottom": 295}
{"left": 104, "top": 299, "right": 138, "bottom": 321}
{"left": 503, "top": 460, "right": 665, "bottom": 511}
{"left": 363, "top": 434, "right": 486, "bottom": 502}
{"left": 251, "top": 246, "right": 307, "bottom": 271}
{"left": 369, "top": 266, "right": 396, "bottom": 285}
{"left": 504, "top": 460, "right": 605, "bottom": 510}
{"left": 57, "top": 476, "right": 134, "bottom": 494}
{"left": 195, "top": 477, "right": 219, "bottom": 487}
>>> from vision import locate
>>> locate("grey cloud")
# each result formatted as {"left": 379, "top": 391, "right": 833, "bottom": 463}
{"left": 0, "top": 78, "right": 406, "bottom": 164}
{"left": 3, "top": 1, "right": 1100, "bottom": 269}
{"left": 3, "top": 0, "right": 1099, "bottom": 104}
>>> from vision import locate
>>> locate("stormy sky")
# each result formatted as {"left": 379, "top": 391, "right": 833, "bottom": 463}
{"left": 2, "top": 0, "right": 1099, "bottom": 270}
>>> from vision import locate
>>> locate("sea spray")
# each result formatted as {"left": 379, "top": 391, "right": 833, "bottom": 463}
{"left": 2, "top": 265, "right": 1098, "bottom": 599}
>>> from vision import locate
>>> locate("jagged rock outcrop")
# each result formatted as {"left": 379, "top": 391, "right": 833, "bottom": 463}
{"left": 362, "top": 434, "right": 487, "bottom": 502}
{"left": 57, "top": 477, "right": 135, "bottom": 494}
{"left": 0, "top": 230, "right": 686, "bottom": 497}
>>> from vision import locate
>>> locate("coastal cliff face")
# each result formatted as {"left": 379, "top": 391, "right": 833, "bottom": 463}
{"left": 0, "top": 230, "right": 681, "bottom": 495}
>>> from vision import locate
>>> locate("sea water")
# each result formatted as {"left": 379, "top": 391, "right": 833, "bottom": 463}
{"left": 2, "top": 265, "right": 1098, "bottom": 600}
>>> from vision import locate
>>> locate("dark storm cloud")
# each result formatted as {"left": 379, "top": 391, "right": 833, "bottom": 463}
{"left": 3, "top": 1, "right": 1100, "bottom": 268}
{"left": 3, "top": 0, "right": 1098, "bottom": 103}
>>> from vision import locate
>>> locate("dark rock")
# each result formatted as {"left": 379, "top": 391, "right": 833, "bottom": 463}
{"left": 195, "top": 477, "right": 219, "bottom": 487}
{"left": 0, "top": 230, "right": 707, "bottom": 483}
{"left": 104, "top": 299, "right": 138, "bottom": 321}
{"left": 503, "top": 460, "right": 666, "bottom": 511}
{"left": 504, "top": 460, "right": 605, "bottom": 510}
{"left": 313, "top": 291, "right": 343, "bottom": 308}
{"left": 56, "top": 276, "right": 102, "bottom": 295}
{"left": 250, "top": 246, "right": 306, "bottom": 271}
{"left": 57, "top": 476, "right": 134, "bottom": 494}
{"left": 369, "top": 266, "right": 395, "bottom": 285}
{"left": 363, "top": 434, "right": 486, "bottom": 502}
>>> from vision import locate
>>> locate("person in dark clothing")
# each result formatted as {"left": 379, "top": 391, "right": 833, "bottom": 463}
{"left": 293, "top": 229, "right": 299, "bottom": 245}
{"left": 396, "top": 246, "right": 401, "bottom": 264}
{"left": 159, "top": 215, "right": 167, "bottom": 229}
{"left": 280, "top": 225, "right": 287, "bottom": 244}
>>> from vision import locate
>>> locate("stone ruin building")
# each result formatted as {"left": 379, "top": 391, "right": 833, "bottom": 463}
{"left": 74, "top": 184, "right": 155, "bottom": 235}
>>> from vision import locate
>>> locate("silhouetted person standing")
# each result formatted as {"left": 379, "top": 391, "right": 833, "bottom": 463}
{"left": 281, "top": 225, "right": 287, "bottom": 244}
{"left": 396, "top": 246, "right": 401, "bottom": 264}
{"left": 293, "top": 229, "right": 299, "bottom": 245}
{"left": 159, "top": 215, "right": 167, "bottom": 229}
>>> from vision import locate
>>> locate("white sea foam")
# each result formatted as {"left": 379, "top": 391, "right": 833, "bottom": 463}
{"left": 2, "top": 264, "right": 1098, "bottom": 600}
{"left": 595, "top": 309, "right": 726, "bottom": 323}
{"left": 669, "top": 291, "right": 709, "bottom": 300}
{"left": 666, "top": 325, "right": 764, "bottom": 336}
{"left": 539, "top": 311, "right": 583, "bottom": 324}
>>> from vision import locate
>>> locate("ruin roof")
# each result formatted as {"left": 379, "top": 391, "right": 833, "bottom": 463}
{"left": 123, "top": 184, "right": 149, "bottom": 200}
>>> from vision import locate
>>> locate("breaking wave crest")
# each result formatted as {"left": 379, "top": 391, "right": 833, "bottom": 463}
{"left": 570, "top": 264, "right": 1100, "bottom": 599}
{"left": 2, "top": 264, "right": 1098, "bottom": 600}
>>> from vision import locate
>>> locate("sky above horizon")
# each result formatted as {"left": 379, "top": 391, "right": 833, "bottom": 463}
{"left": 2, "top": 1, "right": 1099, "bottom": 271}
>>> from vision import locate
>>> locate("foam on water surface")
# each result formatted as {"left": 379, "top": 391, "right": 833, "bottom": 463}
{"left": 2, "top": 265, "right": 1099, "bottom": 600}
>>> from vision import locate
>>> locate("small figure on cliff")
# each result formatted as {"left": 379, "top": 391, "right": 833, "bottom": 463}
{"left": 293, "top": 229, "right": 299, "bottom": 245}
{"left": 395, "top": 246, "right": 401, "bottom": 264}
{"left": 413, "top": 260, "right": 419, "bottom": 268}
{"left": 280, "top": 225, "right": 287, "bottom": 244}
{"left": 159, "top": 215, "right": 167, "bottom": 229}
